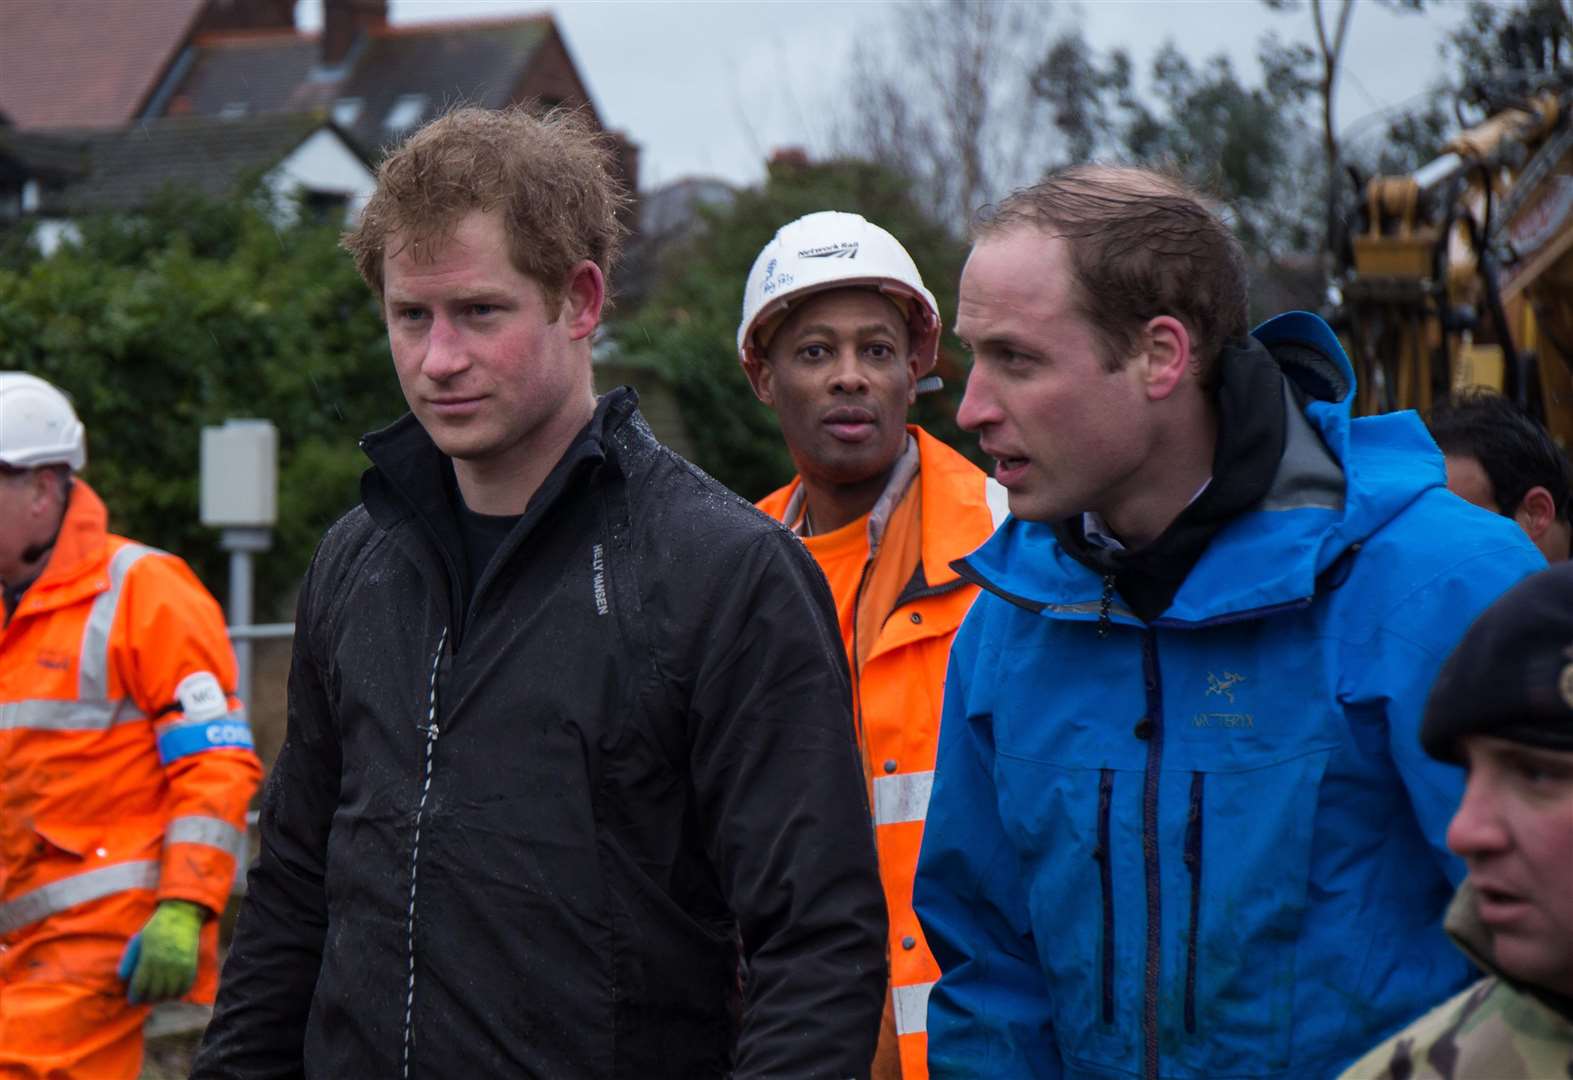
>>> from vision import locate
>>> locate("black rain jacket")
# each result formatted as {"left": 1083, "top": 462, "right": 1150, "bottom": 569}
{"left": 194, "top": 390, "right": 888, "bottom": 1078}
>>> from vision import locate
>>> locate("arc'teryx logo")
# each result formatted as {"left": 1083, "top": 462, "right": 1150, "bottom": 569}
{"left": 798, "top": 242, "right": 859, "bottom": 259}
{"left": 1205, "top": 671, "right": 1246, "bottom": 703}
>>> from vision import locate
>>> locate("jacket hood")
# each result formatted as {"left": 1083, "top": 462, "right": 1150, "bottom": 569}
{"left": 1447, "top": 882, "right": 1573, "bottom": 1023}
{"left": 958, "top": 311, "right": 1448, "bottom": 626}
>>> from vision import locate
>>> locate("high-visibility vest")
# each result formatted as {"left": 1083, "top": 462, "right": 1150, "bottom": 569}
{"left": 759, "top": 428, "right": 1008, "bottom": 1078}
{"left": 0, "top": 481, "right": 261, "bottom": 1000}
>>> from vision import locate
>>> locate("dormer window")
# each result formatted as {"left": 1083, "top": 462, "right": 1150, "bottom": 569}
{"left": 384, "top": 94, "right": 427, "bottom": 134}
{"left": 332, "top": 97, "right": 363, "bottom": 127}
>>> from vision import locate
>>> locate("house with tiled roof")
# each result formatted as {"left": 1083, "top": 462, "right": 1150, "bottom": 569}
{"left": 154, "top": 1, "right": 638, "bottom": 192}
{"left": 1, "top": 0, "right": 677, "bottom": 446}
{"left": 0, "top": 0, "right": 637, "bottom": 211}
{"left": 0, "top": 0, "right": 292, "bottom": 132}
{"left": 1, "top": 112, "right": 374, "bottom": 255}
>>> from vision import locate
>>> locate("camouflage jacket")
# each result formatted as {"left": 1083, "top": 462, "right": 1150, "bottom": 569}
{"left": 1340, "top": 884, "right": 1573, "bottom": 1079}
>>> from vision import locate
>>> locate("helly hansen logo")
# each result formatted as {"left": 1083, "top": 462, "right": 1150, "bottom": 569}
{"left": 591, "top": 544, "right": 609, "bottom": 616}
{"left": 798, "top": 242, "right": 858, "bottom": 259}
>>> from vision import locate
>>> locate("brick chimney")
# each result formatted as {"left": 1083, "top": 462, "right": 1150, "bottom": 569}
{"left": 321, "top": 0, "right": 387, "bottom": 66}
{"left": 195, "top": 0, "right": 295, "bottom": 34}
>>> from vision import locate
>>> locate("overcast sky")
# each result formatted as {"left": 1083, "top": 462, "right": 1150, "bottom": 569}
{"left": 296, "top": 0, "right": 1475, "bottom": 191}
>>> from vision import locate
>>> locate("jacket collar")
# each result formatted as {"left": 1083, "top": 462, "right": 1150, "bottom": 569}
{"left": 772, "top": 424, "right": 996, "bottom": 591}
{"left": 355, "top": 388, "right": 637, "bottom": 632}
{"left": 780, "top": 433, "right": 919, "bottom": 554}
{"left": 910, "top": 426, "right": 998, "bottom": 590}
{"left": 1447, "top": 882, "right": 1573, "bottom": 1024}
{"left": 22, "top": 480, "right": 112, "bottom": 614}
{"left": 1050, "top": 334, "right": 1290, "bottom": 624}
{"left": 358, "top": 388, "right": 636, "bottom": 535}
{"left": 957, "top": 312, "right": 1445, "bottom": 626}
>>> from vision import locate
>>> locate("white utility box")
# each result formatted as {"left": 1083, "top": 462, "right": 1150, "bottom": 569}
{"left": 200, "top": 420, "right": 278, "bottom": 528}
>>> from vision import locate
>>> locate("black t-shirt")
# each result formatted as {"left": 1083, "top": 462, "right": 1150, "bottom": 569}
{"left": 454, "top": 495, "right": 523, "bottom": 600}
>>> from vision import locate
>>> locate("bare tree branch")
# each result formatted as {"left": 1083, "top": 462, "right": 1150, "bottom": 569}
{"left": 830, "top": 0, "right": 1058, "bottom": 231}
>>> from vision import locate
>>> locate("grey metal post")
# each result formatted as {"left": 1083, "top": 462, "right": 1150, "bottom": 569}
{"left": 220, "top": 527, "right": 271, "bottom": 708}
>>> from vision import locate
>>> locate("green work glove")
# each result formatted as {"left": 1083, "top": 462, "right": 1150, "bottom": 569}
{"left": 116, "top": 899, "right": 205, "bottom": 1004}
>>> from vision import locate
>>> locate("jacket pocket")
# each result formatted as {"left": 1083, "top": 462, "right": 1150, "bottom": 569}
{"left": 1183, "top": 772, "right": 1203, "bottom": 1036}
{"left": 29, "top": 821, "right": 101, "bottom": 861}
{"left": 1096, "top": 767, "right": 1115, "bottom": 1026}
{"left": 994, "top": 754, "right": 1137, "bottom": 1072}
{"left": 1166, "top": 750, "right": 1332, "bottom": 1078}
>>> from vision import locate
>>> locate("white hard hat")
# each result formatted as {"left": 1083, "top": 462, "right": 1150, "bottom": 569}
{"left": 737, "top": 211, "right": 941, "bottom": 376}
{"left": 0, "top": 372, "right": 87, "bottom": 472}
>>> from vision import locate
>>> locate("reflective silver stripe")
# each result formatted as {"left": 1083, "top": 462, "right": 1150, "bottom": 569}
{"left": 984, "top": 477, "right": 1011, "bottom": 529}
{"left": 0, "top": 698, "right": 145, "bottom": 732}
{"left": 78, "top": 543, "right": 158, "bottom": 700}
{"left": 874, "top": 770, "right": 934, "bottom": 827}
{"left": 1047, "top": 600, "right": 1137, "bottom": 619}
{"left": 0, "top": 860, "right": 159, "bottom": 935}
{"left": 893, "top": 980, "right": 935, "bottom": 1036}
{"left": 165, "top": 815, "right": 246, "bottom": 861}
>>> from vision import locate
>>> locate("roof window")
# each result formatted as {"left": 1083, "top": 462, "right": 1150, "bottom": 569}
{"left": 384, "top": 94, "right": 427, "bottom": 134}
{"left": 332, "top": 97, "right": 363, "bottom": 127}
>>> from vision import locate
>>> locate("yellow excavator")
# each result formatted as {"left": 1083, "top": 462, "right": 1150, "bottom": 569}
{"left": 1335, "top": 78, "right": 1573, "bottom": 445}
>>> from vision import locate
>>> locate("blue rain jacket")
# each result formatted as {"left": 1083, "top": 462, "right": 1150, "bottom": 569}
{"left": 914, "top": 313, "right": 1546, "bottom": 1080}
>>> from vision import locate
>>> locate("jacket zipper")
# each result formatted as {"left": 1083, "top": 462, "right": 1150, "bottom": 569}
{"left": 1096, "top": 767, "right": 1115, "bottom": 1025}
{"left": 882, "top": 576, "right": 966, "bottom": 628}
{"left": 402, "top": 626, "right": 449, "bottom": 1080}
{"left": 849, "top": 558, "right": 875, "bottom": 771}
{"left": 1184, "top": 771, "right": 1205, "bottom": 1035}
{"left": 1139, "top": 631, "right": 1165, "bottom": 1080}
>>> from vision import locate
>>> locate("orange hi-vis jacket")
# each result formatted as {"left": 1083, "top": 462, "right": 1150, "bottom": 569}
{"left": 758, "top": 427, "right": 1007, "bottom": 1079}
{"left": 0, "top": 480, "right": 261, "bottom": 1004}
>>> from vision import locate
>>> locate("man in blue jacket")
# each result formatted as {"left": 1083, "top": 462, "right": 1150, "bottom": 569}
{"left": 913, "top": 164, "right": 1547, "bottom": 1080}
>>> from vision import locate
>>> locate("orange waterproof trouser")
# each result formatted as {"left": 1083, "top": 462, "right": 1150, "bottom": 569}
{"left": 0, "top": 893, "right": 149, "bottom": 1080}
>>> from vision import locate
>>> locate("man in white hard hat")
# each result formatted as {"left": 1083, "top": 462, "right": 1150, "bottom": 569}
{"left": 739, "top": 211, "right": 1008, "bottom": 1080}
{"left": 0, "top": 373, "right": 261, "bottom": 1078}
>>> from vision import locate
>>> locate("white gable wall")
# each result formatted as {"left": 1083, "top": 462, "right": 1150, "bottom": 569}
{"left": 34, "top": 218, "right": 81, "bottom": 257}
{"left": 264, "top": 129, "right": 376, "bottom": 223}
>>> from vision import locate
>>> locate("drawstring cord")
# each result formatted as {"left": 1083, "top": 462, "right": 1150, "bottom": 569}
{"left": 1098, "top": 574, "right": 1115, "bottom": 638}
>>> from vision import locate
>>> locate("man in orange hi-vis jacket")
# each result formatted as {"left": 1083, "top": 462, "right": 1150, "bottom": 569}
{"left": 738, "top": 213, "right": 1009, "bottom": 1079}
{"left": 0, "top": 373, "right": 261, "bottom": 1079}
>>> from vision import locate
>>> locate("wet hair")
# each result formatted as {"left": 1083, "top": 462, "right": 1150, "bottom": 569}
{"left": 1427, "top": 388, "right": 1571, "bottom": 522}
{"left": 343, "top": 105, "right": 630, "bottom": 312}
{"left": 973, "top": 164, "right": 1249, "bottom": 388}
